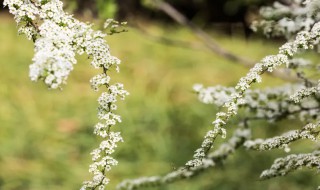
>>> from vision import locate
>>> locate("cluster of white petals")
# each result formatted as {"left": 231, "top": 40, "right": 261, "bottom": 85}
{"left": 244, "top": 122, "right": 320, "bottom": 152}
{"left": 194, "top": 84, "right": 320, "bottom": 122}
{"left": 252, "top": 0, "right": 320, "bottom": 39}
{"left": 4, "top": 0, "right": 121, "bottom": 89}
{"left": 260, "top": 151, "right": 320, "bottom": 179}
{"left": 83, "top": 132, "right": 123, "bottom": 189}
{"left": 4, "top": 0, "right": 128, "bottom": 189}
{"left": 290, "top": 81, "right": 320, "bottom": 103}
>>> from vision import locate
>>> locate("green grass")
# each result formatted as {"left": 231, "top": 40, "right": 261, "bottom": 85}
{"left": 0, "top": 14, "right": 318, "bottom": 190}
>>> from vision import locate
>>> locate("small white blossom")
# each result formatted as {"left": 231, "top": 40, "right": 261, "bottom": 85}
{"left": 244, "top": 122, "right": 319, "bottom": 151}
{"left": 260, "top": 151, "right": 320, "bottom": 179}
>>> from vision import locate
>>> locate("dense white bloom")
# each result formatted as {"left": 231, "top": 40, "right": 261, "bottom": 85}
{"left": 4, "top": 0, "right": 129, "bottom": 189}
{"left": 290, "top": 81, "right": 320, "bottom": 103}
{"left": 90, "top": 74, "right": 111, "bottom": 91}
{"left": 252, "top": 0, "right": 320, "bottom": 39}
{"left": 260, "top": 151, "right": 320, "bottom": 179}
{"left": 244, "top": 122, "right": 320, "bottom": 151}
{"left": 194, "top": 84, "right": 320, "bottom": 122}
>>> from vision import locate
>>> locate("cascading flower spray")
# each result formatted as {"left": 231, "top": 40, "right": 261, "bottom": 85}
{"left": 3, "top": 0, "right": 128, "bottom": 189}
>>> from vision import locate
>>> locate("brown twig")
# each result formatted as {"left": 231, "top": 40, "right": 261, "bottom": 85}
{"left": 151, "top": 0, "right": 298, "bottom": 81}
{"left": 153, "top": 0, "right": 254, "bottom": 66}
{"left": 132, "top": 24, "right": 204, "bottom": 50}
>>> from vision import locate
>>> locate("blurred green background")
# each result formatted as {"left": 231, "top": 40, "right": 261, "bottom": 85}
{"left": 0, "top": 1, "right": 319, "bottom": 190}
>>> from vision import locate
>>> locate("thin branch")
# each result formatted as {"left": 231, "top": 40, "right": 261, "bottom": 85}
{"left": 116, "top": 128, "right": 250, "bottom": 190}
{"left": 152, "top": 0, "right": 253, "bottom": 66}
{"left": 260, "top": 151, "right": 320, "bottom": 180}
{"left": 151, "top": 0, "right": 298, "bottom": 81}
{"left": 244, "top": 122, "right": 320, "bottom": 151}
{"left": 133, "top": 24, "right": 204, "bottom": 51}
{"left": 244, "top": 107, "right": 320, "bottom": 122}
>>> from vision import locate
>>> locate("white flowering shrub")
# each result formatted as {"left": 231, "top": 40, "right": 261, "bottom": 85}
{"left": 117, "top": 1, "right": 320, "bottom": 189}
{"left": 252, "top": 0, "right": 320, "bottom": 38}
{"left": 3, "top": 0, "right": 128, "bottom": 189}
{"left": 3, "top": 0, "right": 320, "bottom": 189}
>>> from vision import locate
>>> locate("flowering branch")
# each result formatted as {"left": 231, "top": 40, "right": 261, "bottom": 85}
{"left": 244, "top": 122, "right": 320, "bottom": 152}
{"left": 116, "top": 128, "right": 251, "bottom": 190}
{"left": 115, "top": 1, "right": 320, "bottom": 189}
{"left": 260, "top": 150, "right": 320, "bottom": 179}
{"left": 4, "top": 0, "right": 128, "bottom": 189}
{"left": 187, "top": 19, "right": 320, "bottom": 168}
{"left": 4, "top": 0, "right": 320, "bottom": 189}
{"left": 290, "top": 81, "right": 320, "bottom": 103}
{"left": 252, "top": 0, "right": 320, "bottom": 39}
{"left": 194, "top": 83, "right": 320, "bottom": 122}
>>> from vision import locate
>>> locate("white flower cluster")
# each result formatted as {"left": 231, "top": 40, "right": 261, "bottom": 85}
{"left": 31, "top": 19, "right": 77, "bottom": 89}
{"left": 4, "top": 0, "right": 121, "bottom": 89}
{"left": 83, "top": 132, "right": 123, "bottom": 189}
{"left": 244, "top": 122, "right": 320, "bottom": 152}
{"left": 4, "top": 0, "right": 128, "bottom": 189}
{"left": 194, "top": 84, "right": 320, "bottom": 122}
{"left": 260, "top": 151, "right": 320, "bottom": 179}
{"left": 90, "top": 74, "right": 111, "bottom": 92}
{"left": 290, "top": 81, "right": 320, "bottom": 103}
{"left": 103, "top": 18, "right": 128, "bottom": 35}
{"left": 193, "top": 84, "right": 234, "bottom": 106}
{"left": 3, "top": 0, "right": 39, "bottom": 39}
{"left": 94, "top": 83, "right": 128, "bottom": 140}
{"left": 251, "top": 0, "right": 320, "bottom": 39}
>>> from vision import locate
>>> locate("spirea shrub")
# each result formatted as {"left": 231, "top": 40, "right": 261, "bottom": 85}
{"left": 3, "top": 0, "right": 128, "bottom": 189}
{"left": 3, "top": 0, "right": 320, "bottom": 189}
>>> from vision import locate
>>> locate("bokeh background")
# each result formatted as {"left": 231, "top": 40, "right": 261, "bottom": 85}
{"left": 0, "top": 0, "right": 319, "bottom": 189}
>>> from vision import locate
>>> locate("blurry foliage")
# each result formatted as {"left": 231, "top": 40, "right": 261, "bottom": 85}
{"left": 62, "top": 0, "right": 117, "bottom": 18}
{"left": 97, "top": 0, "right": 117, "bottom": 19}
{"left": 60, "top": 0, "right": 277, "bottom": 22}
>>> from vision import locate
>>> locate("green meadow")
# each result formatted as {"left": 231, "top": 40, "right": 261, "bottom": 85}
{"left": 0, "top": 14, "right": 318, "bottom": 189}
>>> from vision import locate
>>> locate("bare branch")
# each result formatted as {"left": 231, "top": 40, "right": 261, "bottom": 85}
{"left": 152, "top": 0, "right": 254, "bottom": 66}
{"left": 151, "top": 0, "right": 298, "bottom": 81}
